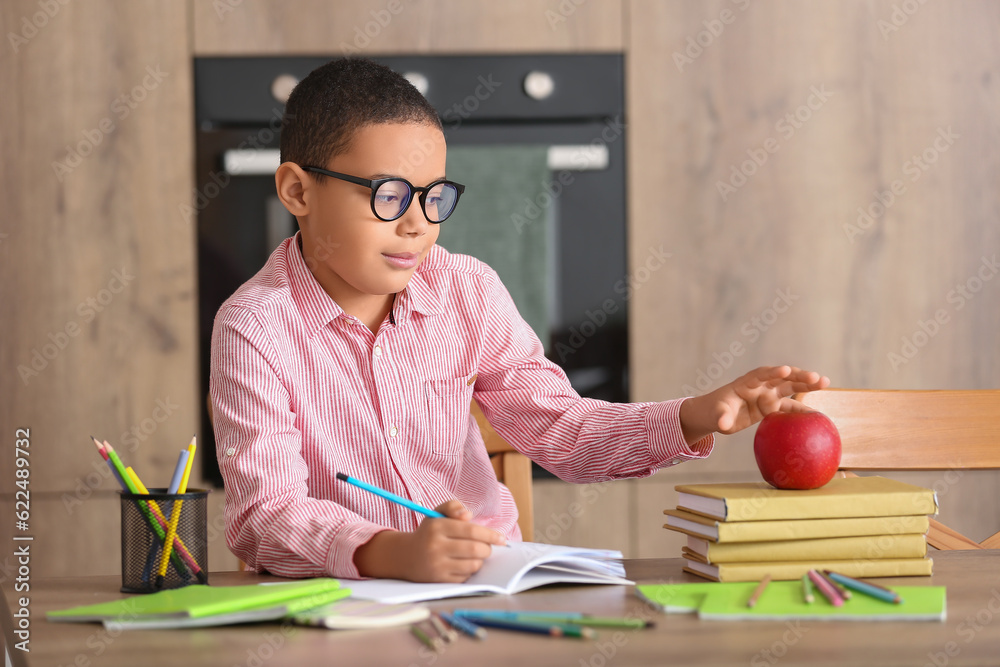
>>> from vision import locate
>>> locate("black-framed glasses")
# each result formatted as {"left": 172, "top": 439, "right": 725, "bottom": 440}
{"left": 302, "top": 166, "right": 465, "bottom": 223}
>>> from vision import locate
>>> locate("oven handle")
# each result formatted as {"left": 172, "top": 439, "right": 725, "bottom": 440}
{"left": 222, "top": 145, "right": 609, "bottom": 176}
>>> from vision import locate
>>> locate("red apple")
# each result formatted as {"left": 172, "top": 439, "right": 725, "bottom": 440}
{"left": 753, "top": 411, "right": 842, "bottom": 490}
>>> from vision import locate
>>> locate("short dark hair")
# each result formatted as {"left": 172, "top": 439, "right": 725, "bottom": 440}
{"left": 279, "top": 58, "right": 442, "bottom": 172}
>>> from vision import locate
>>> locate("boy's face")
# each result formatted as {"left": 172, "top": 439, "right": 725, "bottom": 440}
{"left": 296, "top": 122, "right": 446, "bottom": 313}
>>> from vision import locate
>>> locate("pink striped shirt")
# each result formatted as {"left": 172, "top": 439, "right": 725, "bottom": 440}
{"left": 210, "top": 234, "right": 713, "bottom": 579}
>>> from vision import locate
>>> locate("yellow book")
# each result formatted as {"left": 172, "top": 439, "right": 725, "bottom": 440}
{"left": 675, "top": 476, "right": 938, "bottom": 522}
{"left": 683, "top": 533, "right": 928, "bottom": 564}
{"left": 684, "top": 557, "right": 934, "bottom": 582}
{"left": 663, "top": 509, "right": 930, "bottom": 543}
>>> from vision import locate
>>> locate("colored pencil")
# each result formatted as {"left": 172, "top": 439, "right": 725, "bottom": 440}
{"left": 801, "top": 573, "right": 815, "bottom": 604}
{"left": 439, "top": 612, "right": 487, "bottom": 640}
{"left": 454, "top": 609, "right": 583, "bottom": 619}
{"left": 155, "top": 436, "right": 197, "bottom": 588}
{"left": 747, "top": 574, "right": 772, "bottom": 608}
{"left": 827, "top": 570, "right": 898, "bottom": 596}
{"left": 411, "top": 623, "right": 443, "bottom": 652}
{"left": 91, "top": 436, "right": 126, "bottom": 488}
{"left": 126, "top": 466, "right": 206, "bottom": 583}
{"left": 127, "top": 468, "right": 188, "bottom": 584}
{"left": 168, "top": 449, "right": 191, "bottom": 495}
{"left": 826, "top": 571, "right": 902, "bottom": 604}
{"left": 93, "top": 439, "right": 188, "bottom": 577}
{"left": 807, "top": 569, "right": 844, "bottom": 607}
{"left": 454, "top": 609, "right": 652, "bottom": 628}
{"left": 818, "top": 570, "right": 852, "bottom": 600}
{"left": 335, "top": 472, "right": 445, "bottom": 518}
{"left": 460, "top": 617, "right": 595, "bottom": 639}
{"left": 429, "top": 613, "right": 458, "bottom": 644}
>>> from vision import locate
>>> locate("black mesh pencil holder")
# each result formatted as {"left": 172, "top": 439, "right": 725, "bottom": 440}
{"left": 120, "top": 488, "right": 210, "bottom": 593}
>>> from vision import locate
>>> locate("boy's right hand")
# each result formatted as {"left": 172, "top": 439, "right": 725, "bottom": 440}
{"left": 353, "top": 499, "right": 507, "bottom": 583}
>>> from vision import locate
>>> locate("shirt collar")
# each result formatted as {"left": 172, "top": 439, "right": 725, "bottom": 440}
{"left": 286, "top": 232, "right": 347, "bottom": 337}
{"left": 286, "top": 233, "right": 444, "bottom": 336}
{"left": 397, "top": 263, "right": 444, "bottom": 319}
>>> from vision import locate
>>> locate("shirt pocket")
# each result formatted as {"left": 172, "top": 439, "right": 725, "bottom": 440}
{"left": 424, "top": 377, "right": 475, "bottom": 456}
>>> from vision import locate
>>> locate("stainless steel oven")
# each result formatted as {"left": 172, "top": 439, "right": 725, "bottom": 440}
{"left": 194, "top": 54, "right": 627, "bottom": 484}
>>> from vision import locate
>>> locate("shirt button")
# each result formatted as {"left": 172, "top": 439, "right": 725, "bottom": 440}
{"left": 225, "top": 447, "right": 236, "bottom": 456}
{"left": 389, "top": 426, "right": 399, "bottom": 437}
{"left": 670, "top": 459, "right": 680, "bottom": 465}
{"left": 373, "top": 345, "right": 383, "bottom": 357}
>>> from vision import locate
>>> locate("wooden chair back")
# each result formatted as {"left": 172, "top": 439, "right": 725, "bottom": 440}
{"left": 471, "top": 400, "right": 534, "bottom": 540}
{"left": 794, "top": 388, "right": 1000, "bottom": 549}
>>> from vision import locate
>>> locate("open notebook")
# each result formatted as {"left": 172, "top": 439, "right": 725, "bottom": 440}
{"left": 345, "top": 541, "right": 633, "bottom": 604}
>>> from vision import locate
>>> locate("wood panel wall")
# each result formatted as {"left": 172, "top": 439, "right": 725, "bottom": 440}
{"left": 0, "top": 0, "right": 221, "bottom": 576}
{"left": 622, "top": 0, "right": 1000, "bottom": 558}
{"left": 2, "top": 1, "right": 997, "bottom": 578}
{"left": 192, "top": 0, "right": 623, "bottom": 55}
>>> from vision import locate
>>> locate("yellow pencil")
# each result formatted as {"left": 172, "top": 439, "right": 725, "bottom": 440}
{"left": 155, "top": 436, "right": 197, "bottom": 588}
{"left": 125, "top": 467, "right": 206, "bottom": 582}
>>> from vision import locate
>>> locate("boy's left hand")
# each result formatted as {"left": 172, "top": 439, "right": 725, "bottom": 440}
{"left": 679, "top": 365, "right": 830, "bottom": 442}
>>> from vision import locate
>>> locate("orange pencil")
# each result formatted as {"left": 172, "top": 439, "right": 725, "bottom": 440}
{"left": 747, "top": 574, "right": 772, "bottom": 608}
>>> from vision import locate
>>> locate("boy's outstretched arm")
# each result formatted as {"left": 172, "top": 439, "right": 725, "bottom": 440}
{"left": 353, "top": 500, "right": 507, "bottom": 583}
{"left": 679, "top": 366, "right": 831, "bottom": 444}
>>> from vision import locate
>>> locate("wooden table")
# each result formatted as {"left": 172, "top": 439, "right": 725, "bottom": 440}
{"left": 6, "top": 550, "right": 1000, "bottom": 667}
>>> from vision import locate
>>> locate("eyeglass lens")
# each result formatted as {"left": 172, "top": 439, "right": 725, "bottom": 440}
{"left": 373, "top": 180, "right": 460, "bottom": 222}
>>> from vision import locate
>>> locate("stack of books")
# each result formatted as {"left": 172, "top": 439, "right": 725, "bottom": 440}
{"left": 663, "top": 476, "right": 939, "bottom": 582}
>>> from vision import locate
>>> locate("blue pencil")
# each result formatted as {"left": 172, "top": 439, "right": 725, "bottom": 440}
{"left": 454, "top": 609, "right": 584, "bottom": 620}
{"left": 826, "top": 571, "right": 902, "bottom": 604}
{"left": 462, "top": 617, "right": 594, "bottom": 638}
{"left": 168, "top": 450, "right": 190, "bottom": 494}
{"left": 440, "top": 612, "right": 487, "bottom": 640}
{"left": 335, "top": 472, "right": 445, "bottom": 518}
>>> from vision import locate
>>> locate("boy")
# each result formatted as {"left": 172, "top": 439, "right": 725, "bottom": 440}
{"left": 210, "top": 58, "right": 829, "bottom": 583}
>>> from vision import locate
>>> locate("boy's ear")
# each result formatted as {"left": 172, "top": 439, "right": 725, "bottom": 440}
{"left": 275, "top": 162, "right": 311, "bottom": 217}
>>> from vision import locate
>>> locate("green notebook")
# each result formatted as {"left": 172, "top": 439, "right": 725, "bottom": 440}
{"left": 48, "top": 579, "right": 349, "bottom": 629}
{"left": 637, "top": 582, "right": 946, "bottom": 621}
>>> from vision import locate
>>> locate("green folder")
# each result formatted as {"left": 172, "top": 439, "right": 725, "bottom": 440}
{"left": 637, "top": 582, "right": 946, "bottom": 621}
{"left": 48, "top": 579, "right": 349, "bottom": 629}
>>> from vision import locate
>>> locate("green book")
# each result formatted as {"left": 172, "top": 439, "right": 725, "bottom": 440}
{"left": 48, "top": 579, "right": 348, "bottom": 629}
{"left": 637, "top": 582, "right": 946, "bottom": 621}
